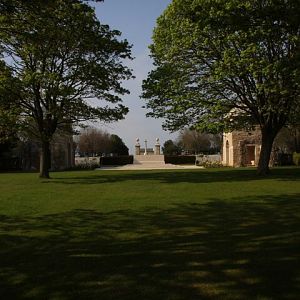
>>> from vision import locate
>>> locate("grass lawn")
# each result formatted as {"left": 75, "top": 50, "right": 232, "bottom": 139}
{"left": 0, "top": 167, "right": 299, "bottom": 299}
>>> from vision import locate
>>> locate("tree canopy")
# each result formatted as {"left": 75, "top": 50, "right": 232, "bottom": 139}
{"left": 109, "top": 134, "right": 129, "bottom": 156}
{"left": 162, "top": 139, "right": 182, "bottom": 155}
{"left": 77, "top": 127, "right": 129, "bottom": 156}
{"left": 0, "top": 61, "right": 21, "bottom": 142}
{"left": 77, "top": 127, "right": 110, "bottom": 156}
{"left": 0, "top": 0, "right": 133, "bottom": 177}
{"left": 142, "top": 0, "right": 300, "bottom": 174}
{"left": 178, "top": 129, "right": 221, "bottom": 154}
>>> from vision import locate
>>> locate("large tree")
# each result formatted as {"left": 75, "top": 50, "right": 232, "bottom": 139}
{"left": 77, "top": 127, "right": 110, "bottom": 156}
{"left": 162, "top": 139, "right": 182, "bottom": 155}
{"left": 142, "top": 0, "right": 300, "bottom": 175}
{"left": 178, "top": 129, "right": 221, "bottom": 154}
{"left": 77, "top": 128, "right": 129, "bottom": 156}
{"left": 109, "top": 134, "right": 129, "bottom": 156}
{"left": 0, "top": 0, "right": 132, "bottom": 178}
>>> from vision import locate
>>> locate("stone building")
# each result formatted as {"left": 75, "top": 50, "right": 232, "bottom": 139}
{"left": 222, "top": 127, "right": 262, "bottom": 167}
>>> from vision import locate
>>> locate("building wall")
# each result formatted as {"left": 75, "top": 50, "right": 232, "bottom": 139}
{"left": 222, "top": 127, "right": 262, "bottom": 167}
{"left": 223, "top": 132, "right": 234, "bottom": 166}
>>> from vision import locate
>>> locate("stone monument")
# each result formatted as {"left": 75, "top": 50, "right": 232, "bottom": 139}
{"left": 135, "top": 138, "right": 141, "bottom": 155}
{"left": 154, "top": 138, "right": 161, "bottom": 155}
{"left": 134, "top": 138, "right": 161, "bottom": 156}
{"left": 134, "top": 137, "right": 164, "bottom": 167}
{"left": 144, "top": 139, "right": 148, "bottom": 155}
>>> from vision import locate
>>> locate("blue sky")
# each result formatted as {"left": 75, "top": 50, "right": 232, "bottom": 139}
{"left": 92, "top": 0, "right": 176, "bottom": 154}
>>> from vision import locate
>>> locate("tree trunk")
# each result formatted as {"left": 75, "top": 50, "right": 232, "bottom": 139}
{"left": 257, "top": 128, "right": 276, "bottom": 176}
{"left": 40, "top": 141, "right": 51, "bottom": 179}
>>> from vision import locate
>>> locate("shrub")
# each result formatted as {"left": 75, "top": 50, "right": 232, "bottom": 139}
{"left": 196, "top": 154, "right": 222, "bottom": 167}
{"left": 67, "top": 162, "right": 99, "bottom": 171}
{"left": 293, "top": 152, "right": 300, "bottom": 166}
{"left": 100, "top": 155, "right": 133, "bottom": 166}
{"left": 164, "top": 155, "right": 195, "bottom": 165}
{"left": 201, "top": 161, "right": 223, "bottom": 168}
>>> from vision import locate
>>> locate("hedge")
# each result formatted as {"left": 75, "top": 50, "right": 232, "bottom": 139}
{"left": 164, "top": 155, "right": 196, "bottom": 165}
{"left": 100, "top": 155, "right": 133, "bottom": 166}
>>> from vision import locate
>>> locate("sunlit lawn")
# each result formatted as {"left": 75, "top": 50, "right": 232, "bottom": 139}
{"left": 0, "top": 167, "right": 299, "bottom": 299}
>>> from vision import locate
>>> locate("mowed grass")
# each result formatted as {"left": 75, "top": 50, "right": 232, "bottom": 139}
{"left": 0, "top": 167, "right": 299, "bottom": 299}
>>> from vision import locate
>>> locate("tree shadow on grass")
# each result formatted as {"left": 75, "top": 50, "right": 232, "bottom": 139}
{"left": 0, "top": 194, "right": 300, "bottom": 299}
{"left": 50, "top": 167, "right": 300, "bottom": 185}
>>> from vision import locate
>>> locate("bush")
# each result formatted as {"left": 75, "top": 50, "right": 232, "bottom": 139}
{"left": 100, "top": 155, "right": 133, "bottom": 166}
{"left": 67, "top": 162, "right": 100, "bottom": 171}
{"left": 196, "top": 154, "right": 222, "bottom": 167}
{"left": 293, "top": 152, "right": 300, "bottom": 166}
{"left": 201, "top": 161, "right": 223, "bottom": 168}
{"left": 164, "top": 155, "right": 195, "bottom": 165}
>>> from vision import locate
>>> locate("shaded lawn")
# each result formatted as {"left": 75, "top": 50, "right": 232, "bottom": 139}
{"left": 0, "top": 167, "right": 299, "bottom": 299}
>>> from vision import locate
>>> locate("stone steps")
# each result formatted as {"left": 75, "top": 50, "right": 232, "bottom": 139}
{"left": 98, "top": 164, "right": 200, "bottom": 171}
{"left": 134, "top": 155, "right": 165, "bottom": 165}
{"left": 96, "top": 154, "right": 201, "bottom": 171}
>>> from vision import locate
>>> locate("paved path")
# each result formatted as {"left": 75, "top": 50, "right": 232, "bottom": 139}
{"left": 96, "top": 163, "right": 201, "bottom": 171}
{"left": 96, "top": 154, "right": 201, "bottom": 171}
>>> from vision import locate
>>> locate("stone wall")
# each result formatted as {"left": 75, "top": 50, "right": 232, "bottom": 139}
{"left": 223, "top": 127, "right": 262, "bottom": 167}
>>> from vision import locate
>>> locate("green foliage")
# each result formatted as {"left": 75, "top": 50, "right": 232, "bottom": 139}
{"left": 162, "top": 139, "right": 182, "bottom": 155}
{"left": 77, "top": 128, "right": 129, "bottom": 156}
{"left": 100, "top": 155, "right": 133, "bottom": 166}
{"left": 178, "top": 129, "right": 221, "bottom": 154}
{"left": 0, "top": 108, "right": 19, "bottom": 142}
{"left": 274, "top": 127, "right": 300, "bottom": 153}
{"left": 1, "top": 0, "right": 133, "bottom": 125}
{"left": 201, "top": 161, "right": 223, "bottom": 168}
{"left": 0, "top": 0, "right": 133, "bottom": 177}
{"left": 0, "top": 61, "right": 21, "bottom": 142}
{"left": 68, "top": 162, "right": 100, "bottom": 170}
{"left": 196, "top": 154, "right": 222, "bottom": 167}
{"left": 142, "top": 0, "right": 300, "bottom": 174}
{"left": 77, "top": 127, "right": 111, "bottom": 156}
{"left": 142, "top": 0, "right": 300, "bottom": 132}
{"left": 164, "top": 155, "right": 195, "bottom": 165}
{"left": 293, "top": 152, "right": 300, "bottom": 166}
{"left": 109, "top": 134, "right": 129, "bottom": 156}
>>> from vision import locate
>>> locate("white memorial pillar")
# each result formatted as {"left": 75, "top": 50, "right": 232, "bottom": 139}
{"left": 154, "top": 138, "right": 161, "bottom": 155}
{"left": 135, "top": 138, "right": 141, "bottom": 155}
{"left": 144, "top": 139, "right": 148, "bottom": 155}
